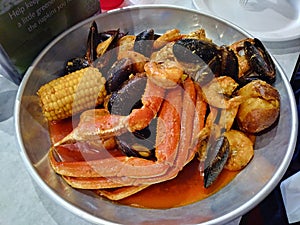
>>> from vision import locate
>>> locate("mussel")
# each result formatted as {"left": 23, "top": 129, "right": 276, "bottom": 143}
{"left": 173, "top": 38, "right": 239, "bottom": 83}
{"left": 107, "top": 74, "right": 156, "bottom": 159}
{"left": 105, "top": 58, "right": 134, "bottom": 94}
{"left": 86, "top": 21, "right": 100, "bottom": 63}
{"left": 64, "top": 57, "right": 89, "bottom": 74}
{"left": 64, "top": 21, "right": 124, "bottom": 75}
{"left": 116, "top": 119, "right": 157, "bottom": 160}
{"left": 173, "top": 39, "right": 221, "bottom": 65}
{"left": 204, "top": 135, "right": 230, "bottom": 188}
{"left": 108, "top": 74, "right": 147, "bottom": 115}
{"left": 134, "top": 29, "right": 156, "bottom": 57}
{"left": 243, "top": 38, "right": 276, "bottom": 84}
{"left": 92, "top": 28, "right": 122, "bottom": 75}
{"left": 173, "top": 37, "right": 276, "bottom": 86}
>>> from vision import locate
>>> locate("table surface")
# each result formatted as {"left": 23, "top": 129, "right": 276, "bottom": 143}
{"left": 1, "top": 1, "right": 299, "bottom": 225}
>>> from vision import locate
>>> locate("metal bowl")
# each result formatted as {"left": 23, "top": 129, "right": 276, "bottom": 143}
{"left": 14, "top": 5, "right": 297, "bottom": 225}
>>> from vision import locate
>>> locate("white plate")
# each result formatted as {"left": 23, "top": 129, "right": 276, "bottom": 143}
{"left": 193, "top": 0, "right": 300, "bottom": 42}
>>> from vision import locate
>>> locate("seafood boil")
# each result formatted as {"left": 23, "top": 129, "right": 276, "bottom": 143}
{"left": 37, "top": 21, "right": 280, "bottom": 206}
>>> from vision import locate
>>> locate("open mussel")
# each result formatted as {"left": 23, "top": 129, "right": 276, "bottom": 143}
{"left": 107, "top": 74, "right": 156, "bottom": 159}
{"left": 173, "top": 37, "right": 275, "bottom": 86}
{"left": 93, "top": 29, "right": 122, "bottom": 74}
{"left": 116, "top": 119, "right": 157, "bottom": 160}
{"left": 64, "top": 21, "right": 124, "bottom": 75}
{"left": 87, "top": 21, "right": 124, "bottom": 63}
{"left": 243, "top": 38, "right": 276, "bottom": 84}
{"left": 173, "top": 38, "right": 239, "bottom": 83}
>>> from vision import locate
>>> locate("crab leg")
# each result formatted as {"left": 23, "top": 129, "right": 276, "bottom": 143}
{"left": 49, "top": 85, "right": 182, "bottom": 181}
{"left": 54, "top": 78, "right": 165, "bottom": 146}
{"left": 175, "top": 77, "right": 197, "bottom": 166}
{"left": 50, "top": 78, "right": 203, "bottom": 189}
{"left": 95, "top": 185, "right": 150, "bottom": 201}
{"left": 49, "top": 146, "right": 171, "bottom": 178}
{"left": 57, "top": 85, "right": 183, "bottom": 189}
{"left": 188, "top": 83, "right": 207, "bottom": 162}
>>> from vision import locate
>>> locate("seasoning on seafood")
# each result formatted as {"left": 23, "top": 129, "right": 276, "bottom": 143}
{"left": 36, "top": 23, "right": 281, "bottom": 203}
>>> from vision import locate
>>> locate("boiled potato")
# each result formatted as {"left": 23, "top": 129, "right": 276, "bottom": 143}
{"left": 236, "top": 80, "right": 280, "bottom": 133}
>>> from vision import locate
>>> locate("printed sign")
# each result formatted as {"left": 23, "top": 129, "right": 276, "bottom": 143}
{"left": 0, "top": 0, "right": 100, "bottom": 82}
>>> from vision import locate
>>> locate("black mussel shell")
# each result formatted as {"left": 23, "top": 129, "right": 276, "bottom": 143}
{"left": 108, "top": 74, "right": 155, "bottom": 159}
{"left": 173, "top": 39, "right": 221, "bottom": 65}
{"left": 220, "top": 46, "right": 239, "bottom": 80}
{"left": 204, "top": 135, "right": 230, "bottom": 188}
{"left": 86, "top": 21, "right": 99, "bottom": 63}
{"left": 65, "top": 58, "right": 89, "bottom": 74}
{"left": 244, "top": 38, "right": 276, "bottom": 84}
{"left": 107, "top": 74, "right": 147, "bottom": 115}
{"left": 108, "top": 75, "right": 147, "bottom": 115}
{"left": 134, "top": 29, "right": 155, "bottom": 57}
{"left": 105, "top": 58, "right": 134, "bottom": 94}
{"left": 116, "top": 119, "right": 157, "bottom": 160}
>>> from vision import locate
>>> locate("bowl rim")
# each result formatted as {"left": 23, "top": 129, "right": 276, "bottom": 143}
{"left": 14, "top": 4, "right": 298, "bottom": 225}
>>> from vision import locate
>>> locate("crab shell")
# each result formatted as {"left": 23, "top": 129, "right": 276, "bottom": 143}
{"left": 49, "top": 77, "right": 208, "bottom": 199}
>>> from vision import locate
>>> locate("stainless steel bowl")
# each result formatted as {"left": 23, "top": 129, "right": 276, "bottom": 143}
{"left": 14, "top": 5, "right": 298, "bottom": 225}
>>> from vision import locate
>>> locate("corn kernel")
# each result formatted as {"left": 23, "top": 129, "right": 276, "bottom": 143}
{"left": 37, "top": 67, "right": 107, "bottom": 121}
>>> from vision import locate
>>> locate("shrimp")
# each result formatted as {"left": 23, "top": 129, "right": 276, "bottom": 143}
{"left": 153, "top": 29, "right": 182, "bottom": 49}
{"left": 201, "top": 76, "right": 244, "bottom": 109}
{"left": 144, "top": 60, "right": 184, "bottom": 88}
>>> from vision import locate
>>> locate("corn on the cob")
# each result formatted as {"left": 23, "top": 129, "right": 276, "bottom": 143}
{"left": 37, "top": 67, "right": 106, "bottom": 121}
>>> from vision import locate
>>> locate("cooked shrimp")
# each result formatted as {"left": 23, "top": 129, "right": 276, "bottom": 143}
{"left": 153, "top": 29, "right": 182, "bottom": 49}
{"left": 150, "top": 42, "right": 175, "bottom": 62}
{"left": 201, "top": 76, "right": 244, "bottom": 109}
{"left": 183, "top": 28, "right": 210, "bottom": 41}
{"left": 144, "top": 60, "right": 183, "bottom": 88}
{"left": 229, "top": 38, "right": 253, "bottom": 77}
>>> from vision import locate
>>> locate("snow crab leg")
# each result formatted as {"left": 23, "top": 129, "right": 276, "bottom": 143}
{"left": 49, "top": 84, "right": 182, "bottom": 184}
{"left": 54, "top": 60, "right": 183, "bottom": 146}
{"left": 49, "top": 77, "right": 205, "bottom": 188}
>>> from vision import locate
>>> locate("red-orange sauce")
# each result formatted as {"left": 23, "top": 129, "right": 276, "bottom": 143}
{"left": 49, "top": 118, "right": 238, "bottom": 209}
{"left": 119, "top": 159, "right": 237, "bottom": 209}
